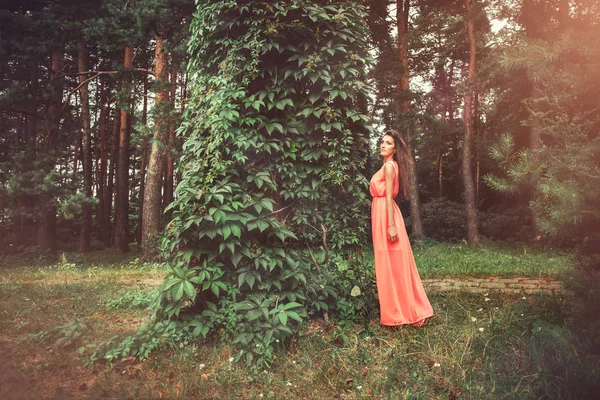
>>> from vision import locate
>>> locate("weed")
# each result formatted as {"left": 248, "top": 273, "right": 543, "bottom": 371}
{"left": 29, "top": 319, "right": 88, "bottom": 348}
{"left": 103, "top": 289, "right": 157, "bottom": 310}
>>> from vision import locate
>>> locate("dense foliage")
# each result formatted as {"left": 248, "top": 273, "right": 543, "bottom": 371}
{"left": 104, "top": 0, "right": 374, "bottom": 368}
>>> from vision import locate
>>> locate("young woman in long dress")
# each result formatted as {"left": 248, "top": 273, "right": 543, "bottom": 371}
{"left": 370, "top": 130, "right": 433, "bottom": 327}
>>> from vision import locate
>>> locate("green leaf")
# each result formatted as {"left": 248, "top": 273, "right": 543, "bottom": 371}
{"left": 282, "top": 301, "right": 302, "bottom": 310}
{"left": 309, "top": 92, "right": 320, "bottom": 104}
{"left": 247, "top": 309, "right": 263, "bottom": 321}
{"left": 173, "top": 282, "right": 184, "bottom": 301}
{"left": 184, "top": 281, "right": 196, "bottom": 298}
{"left": 231, "top": 224, "right": 242, "bottom": 238}
{"left": 279, "top": 311, "right": 290, "bottom": 326}
{"left": 210, "top": 283, "right": 220, "bottom": 297}
{"left": 256, "top": 219, "right": 269, "bottom": 232}
{"left": 287, "top": 311, "right": 302, "bottom": 322}
{"left": 222, "top": 224, "right": 232, "bottom": 240}
{"left": 231, "top": 252, "right": 242, "bottom": 267}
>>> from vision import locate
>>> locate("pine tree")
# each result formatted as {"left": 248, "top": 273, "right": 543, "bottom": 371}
{"left": 487, "top": 23, "right": 600, "bottom": 242}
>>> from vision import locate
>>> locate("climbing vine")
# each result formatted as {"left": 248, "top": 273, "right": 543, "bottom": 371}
{"left": 105, "top": 0, "right": 373, "bottom": 369}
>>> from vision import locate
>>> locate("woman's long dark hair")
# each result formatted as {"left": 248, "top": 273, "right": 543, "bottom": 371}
{"left": 383, "top": 129, "right": 411, "bottom": 200}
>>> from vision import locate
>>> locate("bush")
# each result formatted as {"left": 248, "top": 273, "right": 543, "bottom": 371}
{"left": 420, "top": 198, "right": 466, "bottom": 242}
{"left": 420, "top": 198, "right": 532, "bottom": 242}
{"left": 480, "top": 206, "right": 532, "bottom": 242}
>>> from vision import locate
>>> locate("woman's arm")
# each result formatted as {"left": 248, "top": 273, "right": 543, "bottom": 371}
{"left": 384, "top": 163, "right": 398, "bottom": 243}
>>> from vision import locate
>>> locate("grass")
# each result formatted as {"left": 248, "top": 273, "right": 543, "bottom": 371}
{"left": 0, "top": 246, "right": 596, "bottom": 399}
{"left": 411, "top": 240, "right": 574, "bottom": 278}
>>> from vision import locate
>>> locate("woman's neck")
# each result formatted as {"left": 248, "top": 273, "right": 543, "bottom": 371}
{"left": 382, "top": 155, "right": 394, "bottom": 164}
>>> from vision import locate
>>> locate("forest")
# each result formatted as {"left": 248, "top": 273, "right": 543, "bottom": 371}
{"left": 1, "top": 0, "right": 599, "bottom": 398}
{"left": 1, "top": 0, "right": 598, "bottom": 258}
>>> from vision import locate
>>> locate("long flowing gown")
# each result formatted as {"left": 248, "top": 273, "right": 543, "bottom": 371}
{"left": 370, "top": 160, "right": 433, "bottom": 326}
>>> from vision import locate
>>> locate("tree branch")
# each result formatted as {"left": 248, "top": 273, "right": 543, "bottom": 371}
{"left": 548, "top": 152, "right": 600, "bottom": 180}
{"left": 55, "top": 68, "right": 155, "bottom": 80}
{"left": 306, "top": 224, "right": 329, "bottom": 273}
{"left": 0, "top": 107, "right": 45, "bottom": 119}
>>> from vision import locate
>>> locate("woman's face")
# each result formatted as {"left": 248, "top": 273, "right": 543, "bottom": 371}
{"left": 380, "top": 135, "right": 396, "bottom": 158}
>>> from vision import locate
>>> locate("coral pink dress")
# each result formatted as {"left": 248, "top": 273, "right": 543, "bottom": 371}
{"left": 370, "top": 161, "right": 433, "bottom": 326}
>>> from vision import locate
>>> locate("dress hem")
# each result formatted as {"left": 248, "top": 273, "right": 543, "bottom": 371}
{"left": 380, "top": 314, "right": 433, "bottom": 327}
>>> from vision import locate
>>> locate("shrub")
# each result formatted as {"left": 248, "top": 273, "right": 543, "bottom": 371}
{"left": 420, "top": 198, "right": 532, "bottom": 242}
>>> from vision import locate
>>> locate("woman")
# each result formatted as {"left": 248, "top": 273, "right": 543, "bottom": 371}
{"left": 370, "top": 130, "right": 433, "bottom": 327}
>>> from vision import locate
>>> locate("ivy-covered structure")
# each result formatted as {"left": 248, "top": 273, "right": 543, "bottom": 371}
{"left": 107, "top": 0, "right": 374, "bottom": 367}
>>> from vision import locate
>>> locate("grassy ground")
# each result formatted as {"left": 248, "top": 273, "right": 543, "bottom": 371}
{"left": 412, "top": 240, "right": 573, "bottom": 278}
{"left": 0, "top": 246, "right": 594, "bottom": 399}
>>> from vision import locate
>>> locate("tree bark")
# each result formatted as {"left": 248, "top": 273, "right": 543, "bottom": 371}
{"left": 142, "top": 31, "right": 169, "bottom": 259}
{"left": 163, "top": 66, "right": 178, "bottom": 209}
{"left": 77, "top": 39, "right": 93, "bottom": 253}
{"left": 137, "top": 76, "right": 149, "bottom": 244}
{"left": 463, "top": 0, "right": 480, "bottom": 248}
{"left": 37, "top": 47, "right": 64, "bottom": 257}
{"left": 97, "top": 78, "right": 108, "bottom": 244}
{"left": 396, "top": 0, "right": 424, "bottom": 241}
{"left": 104, "top": 105, "right": 119, "bottom": 246}
{"left": 437, "top": 151, "right": 443, "bottom": 197}
{"left": 114, "top": 46, "right": 134, "bottom": 253}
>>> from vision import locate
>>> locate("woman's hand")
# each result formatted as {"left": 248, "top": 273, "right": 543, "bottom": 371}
{"left": 388, "top": 226, "right": 398, "bottom": 243}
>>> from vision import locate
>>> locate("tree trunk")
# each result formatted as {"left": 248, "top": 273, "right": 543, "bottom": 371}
{"left": 97, "top": 79, "right": 108, "bottom": 244}
{"left": 73, "top": 118, "right": 81, "bottom": 182}
{"left": 77, "top": 39, "right": 93, "bottom": 253}
{"left": 396, "top": 0, "right": 424, "bottom": 241}
{"left": 104, "top": 106, "right": 119, "bottom": 246}
{"left": 474, "top": 91, "right": 480, "bottom": 206}
{"left": 137, "top": 76, "right": 149, "bottom": 244}
{"left": 163, "top": 66, "right": 178, "bottom": 209}
{"left": 37, "top": 48, "right": 64, "bottom": 258}
{"left": 142, "top": 31, "right": 169, "bottom": 259}
{"left": 114, "top": 46, "right": 134, "bottom": 253}
{"left": 437, "top": 151, "right": 443, "bottom": 197}
{"left": 463, "top": 0, "right": 480, "bottom": 248}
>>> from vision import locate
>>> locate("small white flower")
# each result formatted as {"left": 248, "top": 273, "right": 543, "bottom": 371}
{"left": 484, "top": 293, "right": 489, "bottom": 297}
{"left": 199, "top": 364, "right": 205, "bottom": 369}
{"left": 287, "top": 381, "right": 293, "bottom": 386}
{"left": 357, "top": 386, "right": 363, "bottom": 390}
{"left": 478, "top": 327, "right": 484, "bottom": 332}
{"left": 263, "top": 370, "right": 268, "bottom": 374}
{"left": 484, "top": 297, "right": 491, "bottom": 302}
{"left": 471, "top": 317, "right": 477, "bottom": 322}
{"left": 275, "top": 339, "right": 279, "bottom": 343}
{"left": 229, "top": 357, "right": 234, "bottom": 362}
{"left": 292, "top": 360, "right": 296, "bottom": 364}
{"left": 522, "top": 296, "right": 527, "bottom": 300}
{"left": 495, "top": 307, "right": 499, "bottom": 310}
{"left": 256, "top": 344, "right": 260, "bottom": 348}
{"left": 521, "top": 313, "right": 524, "bottom": 316}
{"left": 433, "top": 363, "right": 441, "bottom": 368}
{"left": 477, "top": 308, "right": 483, "bottom": 312}
{"left": 259, "top": 395, "right": 264, "bottom": 398}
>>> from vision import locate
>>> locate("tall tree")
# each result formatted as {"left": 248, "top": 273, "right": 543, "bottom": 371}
{"left": 114, "top": 45, "right": 134, "bottom": 253}
{"left": 141, "top": 27, "right": 169, "bottom": 259}
{"left": 462, "top": 0, "right": 479, "bottom": 247}
{"left": 37, "top": 47, "right": 65, "bottom": 257}
{"left": 97, "top": 77, "right": 109, "bottom": 244}
{"left": 137, "top": 76, "right": 149, "bottom": 245}
{"left": 77, "top": 39, "right": 93, "bottom": 252}
{"left": 396, "top": 0, "right": 424, "bottom": 241}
